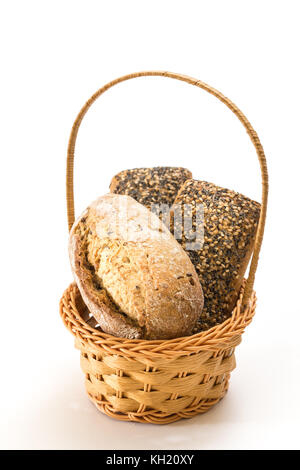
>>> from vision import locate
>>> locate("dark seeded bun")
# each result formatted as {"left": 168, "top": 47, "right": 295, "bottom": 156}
{"left": 110, "top": 167, "right": 192, "bottom": 209}
{"left": 171, "top": 179, "right": 261, "bottom": 331}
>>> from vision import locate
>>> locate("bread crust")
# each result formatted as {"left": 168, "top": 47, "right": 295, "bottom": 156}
{"left": 69, "top": 232, "right": 143, "bottom": 339}
{"left": 109, "top": 167, "right": 192, "bottom": 209}
{"left": 69, "top": 194, "right": 204, "bottom": 340}
{"left": 171, "top": 179, "right": 261, "bottom": 330}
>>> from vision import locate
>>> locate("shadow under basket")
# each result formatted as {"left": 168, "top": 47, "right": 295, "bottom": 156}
{"left": 59, "top": 282, "right": 256, "bottom": 424}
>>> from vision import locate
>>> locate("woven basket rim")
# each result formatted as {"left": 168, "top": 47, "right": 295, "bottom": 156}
{"left": 60, "top": 280, "right": 256, "bottom": 358}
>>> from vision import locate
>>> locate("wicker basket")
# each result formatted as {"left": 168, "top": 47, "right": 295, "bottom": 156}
{"left": 60, "top": 71, "right": 268, "bottom": 424}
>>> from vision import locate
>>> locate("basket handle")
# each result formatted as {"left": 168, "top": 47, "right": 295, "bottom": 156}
{"left": 66, "top": 71, "right": 268, "bottom": 308}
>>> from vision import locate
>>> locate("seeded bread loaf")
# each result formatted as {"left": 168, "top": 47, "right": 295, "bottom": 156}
{"left": 69, "top": 193, "right": 204, "bottom": 340}
{"left": 109, "top": 167, "right": 192, "bottom": 210}
{"left": 171, "top": 180, "right": 261, "bottom": 330}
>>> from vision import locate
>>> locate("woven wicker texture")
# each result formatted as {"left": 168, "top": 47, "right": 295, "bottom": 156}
{"left": 60, "top": 282, "right": 256, "bottom": 424}
{"left": 61, "top": 71, "right": 268, "bottom": 423}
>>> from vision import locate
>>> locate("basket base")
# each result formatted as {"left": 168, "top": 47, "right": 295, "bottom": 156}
{"left": 85, "top": 378, "right": 230, "bottom": 424}
{"left": 60, "top": 282, "right": 257, "bottom": 426}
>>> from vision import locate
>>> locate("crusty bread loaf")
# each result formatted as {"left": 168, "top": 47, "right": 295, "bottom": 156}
{"left": 110, "top": 167, "right": 192, "bottom": 209}
{"left": 171, "top": 180, "right": 261, "bottom": 331}
{"left": 69, "top": 193, "right": 204, "bottom": 340}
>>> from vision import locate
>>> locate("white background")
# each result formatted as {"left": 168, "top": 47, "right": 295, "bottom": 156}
{"left": 1, "top": 0, "right": 299, "bottom": 450}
